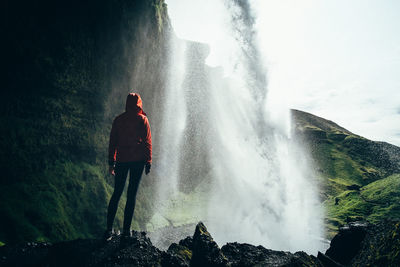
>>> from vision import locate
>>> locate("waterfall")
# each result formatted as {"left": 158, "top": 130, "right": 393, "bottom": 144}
{"left": 152, "top": 0, "right": 324, "bottom": 253}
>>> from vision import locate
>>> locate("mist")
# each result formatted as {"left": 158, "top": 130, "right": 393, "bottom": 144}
{"left": 151, "top": 0, "right": 325, "bottom": 253}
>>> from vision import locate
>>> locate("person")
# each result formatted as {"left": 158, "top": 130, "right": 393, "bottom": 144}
{"left": 104, "top": 92, "right": 152, "bottom": 241}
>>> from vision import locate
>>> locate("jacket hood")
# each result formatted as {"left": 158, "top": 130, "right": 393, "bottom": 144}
{"left": 125, "top": 93, "right": 146, "bottom": 115}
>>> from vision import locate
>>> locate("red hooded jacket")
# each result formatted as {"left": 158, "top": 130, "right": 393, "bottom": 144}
{"left": 108, "top": 93, "right": 152, "bottom": 165}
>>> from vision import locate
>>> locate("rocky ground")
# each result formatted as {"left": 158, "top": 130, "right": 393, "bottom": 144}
{"left": 1, "top": 221, "right": 399, "bottom": 267}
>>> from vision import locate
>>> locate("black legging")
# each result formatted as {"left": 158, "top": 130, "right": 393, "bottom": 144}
{"left": 106, "top": 161, "right": 144, "bottom": 233}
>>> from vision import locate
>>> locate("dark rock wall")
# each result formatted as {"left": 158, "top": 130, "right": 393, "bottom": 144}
{"left": 0, "top": 0, "right": 170, "bottom": 244}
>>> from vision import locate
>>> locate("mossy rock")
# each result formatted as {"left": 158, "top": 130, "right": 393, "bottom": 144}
{"left": 327, "top": 132, "right": 348, "bottom": 141}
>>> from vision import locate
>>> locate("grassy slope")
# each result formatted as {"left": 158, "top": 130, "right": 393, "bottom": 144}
{"left": 292, "top": 109, "right": 400, "bottom": 238}
{"left": 326, "top": 174, "right": 400, "bottom": 226}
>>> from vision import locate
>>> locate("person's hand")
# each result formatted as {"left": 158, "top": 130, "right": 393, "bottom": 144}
{"left": 145, "top": 163, "right": 151, "bottom": 175}
{"left": 109, "top": 166, "right": 115, "bottom": 176}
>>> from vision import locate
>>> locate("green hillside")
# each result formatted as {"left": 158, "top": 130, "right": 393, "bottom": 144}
{"left": 292, "top": 109, "right": 400, "bottom": 237}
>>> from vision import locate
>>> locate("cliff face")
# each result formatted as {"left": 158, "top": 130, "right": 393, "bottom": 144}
{"left": 1, "top": 0, "right": 170, "bottom": 244}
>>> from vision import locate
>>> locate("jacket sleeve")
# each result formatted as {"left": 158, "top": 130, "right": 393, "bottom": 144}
{"left": 108, "top": 119, "right": 118, "bottom": 166}
{"left": 143, "top": 117, "right": 152, "bottom": 164}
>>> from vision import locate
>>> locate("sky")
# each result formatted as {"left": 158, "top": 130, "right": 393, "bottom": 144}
{"left": 165, "top": 0, "right": 400, "bottom": 146}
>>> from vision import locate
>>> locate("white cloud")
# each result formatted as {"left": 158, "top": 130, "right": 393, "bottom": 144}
{"left": 253, "top": 0, "right": 400, "bottom": 145}
{"left": 165, "top": 0, "right": 400, "bottom": 146}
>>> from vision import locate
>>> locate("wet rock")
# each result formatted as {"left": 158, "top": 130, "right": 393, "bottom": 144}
{"left": 178, "top": 236, "right": 193, "bottom": 250}
{"left": 221, "top": 243, "right": 322, "bottom": 267}
{"left": 325, "top": 221, "right": 369, "bottom": 265}
{"left": 0, "top": 242, "right": 51, "bottom": 267}
{"left": 222, "top": 242, "right": 283, "bottom": 266}
{"left": 1, "top": 220, "right": 399, "bottom": 267}
{"left": 92, "top": 231, "right": 162, "bottom": 267}
{"left": 287, "top": 251, "right": 323, "bottom": 266}
{"left": 45, "top": 239, "right": 100, "bottom": 266}
{"left": 335, "top": 198, "right": 340, "bottom": 205}
{"left": 350, "top": 220, "right": 400, "bottom": 266}
{"left": 346, "top": 184, "right": 361, "bottom": 191}
{"left": 161, "top": 243, "right": 192, "bottom": 267}
{"left": 317, "top": 251, "right": 344, "bottom": 267}
{"left": 190, "top": 222, "right": 229, "bottom": 267}
{"left": 323, "top": 220, "right": 400, "bottom": 266}
{"left": 345, "top": 216, "right": 364, "bottom": 224}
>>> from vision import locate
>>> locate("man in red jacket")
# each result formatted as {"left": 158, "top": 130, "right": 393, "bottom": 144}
{"left": 104, "top": 93, "right": 152, "bottom": 241}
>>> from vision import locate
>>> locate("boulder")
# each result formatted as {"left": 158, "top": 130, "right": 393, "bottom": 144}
{"left": 324, "top": 220, "right": 400, "bottom": 266}
{"left": 350, "top": 220, "right": 400, "bottom": 266}
{"left": 97, "top": 231, "right": 162, "bottom": 267}
{"left": 221, "top": 242, "right": 322, "bottom": 267}
{"left": 178, "top": 236, "right": 193, "bottom": 250}
{"left": 161, "top": 243, "right": 192, "bottom": 267}
{"left": 190, "top": 222, "right": 229, "bottom": 267}
{"left": 346, "top": 184, "right": 361, "bottom": 191}
{"left": 317, "top": 251, "right": 344, "bottom": 267}
{"left": 325, "top": 221, "right": 369, "bottom": 265}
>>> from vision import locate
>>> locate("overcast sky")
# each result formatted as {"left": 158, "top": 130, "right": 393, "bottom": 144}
{"left": 165, "top": 0, "right": 400, "bottom": 146}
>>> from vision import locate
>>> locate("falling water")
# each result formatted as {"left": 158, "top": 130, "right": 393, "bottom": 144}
{"left": 152, "top": 0, "right": 324, "bottom": 253}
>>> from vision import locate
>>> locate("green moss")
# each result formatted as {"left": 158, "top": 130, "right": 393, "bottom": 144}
{"left": 0, "top": 161, "right": 112, "bottom": 243}
{"left": 369, "top": 221, "right": 400, "bottom": 265}
{"left": 178, "top": 247, "right": 192, "bottom": 260}
{"left": 323, "top": 174, "right": 400, "bottom": 238}
{"left": 153, "top": 0, "right": 167, "bottom": 33}
{"left": 168, "top": 244, "right": 193, "bottom": 263}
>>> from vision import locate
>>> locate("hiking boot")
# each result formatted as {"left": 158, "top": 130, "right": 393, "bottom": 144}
{"left": 122, "top": 230, "right": 132, "bottom": 239}
{"left": 103, "top": 229, "right": 113, "bottom": 242}
{"left": 119, "top": 230, "right": 131, "bottom": 245}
